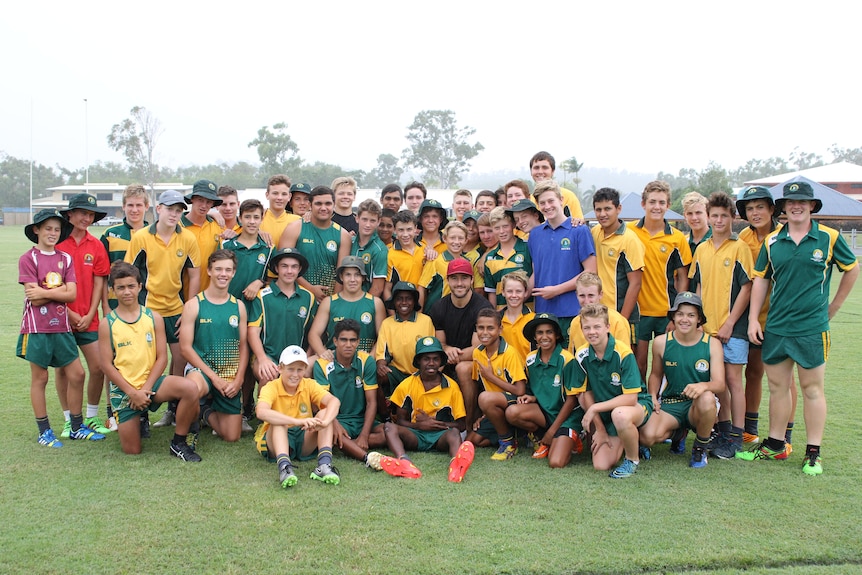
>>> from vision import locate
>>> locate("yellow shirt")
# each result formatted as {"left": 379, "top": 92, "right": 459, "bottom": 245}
{"left": 738, "top": 224, "right": 780, "bottom": 325}
{"left": 471, "top": 338, "right": 527, "bottom": 394}
{"left": 390, "top": 373, "right": 466, "bottom": 423}
{"left": 261, "top": 209, "right": 301, "bottom": 245}
{"left": 258, "top": 376, "right": 328, "bottom": 420}
{"left": 125, "top": 224, "right": 201, "bottom": 317}
{"left": 501, "top": 307, "right": 534, "bottom": 363}
{"left": 689, "top": 235, "right": 753, "bottom": 338}
{"left": 376, "top": 312, "right": 436, "bottom": 376}
{"left": 591, "top": 221, "right": 645, "bottom": 320}
{"left": 107, "top": 306, "right": 157, "bottom": 389}
{"left": 387, "top": 242, "right": 426, "bottom": 285}
{"left": 531, "top": 187, "right": 583, "bottom": 220}
{"left": 627, "top": 219, "right": 691, "bottom": 317}
{"left": 569, "top": 308, "right": 633, "bottom": 353}
{"left": 181, "top": 215, "right": 223, "bottom": 293}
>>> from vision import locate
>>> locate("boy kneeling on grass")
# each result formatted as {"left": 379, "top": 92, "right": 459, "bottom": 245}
{"left": 255, "top": 346, "right": 342, "bottom": 489}
{"left": 99, "top": 262, "right": 202, "bottom": 460}
{"left": 380, "top": 337, "right": 475, "bottom": 482}
{"left": 574, "top": 304, "right": 653, "bottom": 479}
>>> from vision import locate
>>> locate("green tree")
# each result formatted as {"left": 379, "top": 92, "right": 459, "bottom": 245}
{"left": 62, "top": 160, "right": 134, "bottom": 185}
{"left": 0, "top": 152, "right": 62, "bottom": 207}
{"left": 293, "top": 162, "right": 365, "bottom": 188}
{"left": 363, "top": 153, "right": 403, "bottom": 188}
{"left": 402, "top": 110, "right": 484, "bottom": 189}
{"left": 789, "top": 147, "right": 824, "bottom": 170}
{"left": 828, "top": 144, "right": 862, "bottom": 165}
{"left": 248, "top": 122, "right": 302, "bottom": 178}
{"left": 697, "top": 162, "right": 731, "bottom": 195}
{"left": 562, "top": 156, "right": 584, "bottom": 189}
{"left": 107, "top": 106, "right": 163, "bottom": 211}
{"left": 729, "top": 157, "right": 791, "bottom": 186}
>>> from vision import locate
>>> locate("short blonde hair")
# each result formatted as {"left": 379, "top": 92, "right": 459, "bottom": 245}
{"left": 501, "top": 270, "right": 529, "bottom": 291}
{"left": 533, "top": 179, "right": 561, "bottom": 200}
{"left": 641, "top": 180, "right": 671, "bottom": 203}
{"left": 579, "top": 303, "right": 609, "bottom": 324}
{"left": 123, "top": 184, "right": 149, "bottom": 206}
{"left": 575, "top": 271, "right": 603, "bottom": 291}
{"left": 331, "top": 176, "right": 357, "bottom": 194}
{"left": 487, "top": 206, "right": 512, "bottom": 226}
{"left": 442, "top": 220, "right": 467, "bottom": 240}
{"left": 682, "top": 191, "right": 708, "bottom": 213}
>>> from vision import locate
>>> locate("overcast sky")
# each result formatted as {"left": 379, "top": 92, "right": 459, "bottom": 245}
{"left": 2, "top": 2, "right": 858, "bottom": 180}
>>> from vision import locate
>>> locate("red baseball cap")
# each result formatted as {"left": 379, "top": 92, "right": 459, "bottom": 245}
{"left": 446, "top": 258, "right": 474, "bottom": 277}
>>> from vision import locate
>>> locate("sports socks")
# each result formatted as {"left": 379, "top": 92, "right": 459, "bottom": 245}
{"left": 806, "top": 444, "right": 820, "bottom": 457}
{"left": 716, "top": 420, "right": 731, "bottom": 434}
{"left": 318, "top": 447, "right": 333, "bottom": 467}
{"left": 693, "top": 434, "right": 710, "bottom": 449}
{"left": 277, "top": 454, "right": 292, "bottom": 470}
{"left": 70, "top": 413, "right": 83, "bottom": 432}
{"left": 63, "top": 410, "right": 71, "bottom": 422}
{"left": 172, "top": 433, "right": 187, "bottom": 446}
{"left": 764, "top": 436, "right": 785, "bottom": 452}
{"left": 86, "top": 404, "right": 99, "bottom": 418}
{"left": 785, "top": 422, "right": 794, "bottom": 444}
{"left": 36, "top": 416, "right": 51, "bottom": 434}
{"left": 200, "top": 404, "right": 214, "bottom": 427}
{"left": 744, "top": 412, "right": 758, "bottom": 435}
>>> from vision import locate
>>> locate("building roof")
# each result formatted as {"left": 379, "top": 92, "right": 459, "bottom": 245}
{"left": 765, "top": 175, "right": 862, "bottom": 219}
{"left": 744, "top": 161, "right": 862, "bottom": 185}
{"left": 583, "top": 192, "right": 684, "bottom": 221}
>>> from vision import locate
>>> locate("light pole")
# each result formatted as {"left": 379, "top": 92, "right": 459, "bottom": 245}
{"left": 84, "top": 98, "right": 89, "bottom": 191}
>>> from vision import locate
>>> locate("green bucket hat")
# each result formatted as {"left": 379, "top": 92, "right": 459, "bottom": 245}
{"left": 418, "top": 199, "right": 448, "bottom": 222}
{"left": 667, "top": 291, "right": 707, "bottom": 325}
{"left": 413, "top": 336, "right": 446, "bottom": 368}
{"left": 506, "top": 198, "right": 545, "bottom": 222}
{"left": 775, "top": 181, "right": 822, "bottom": 214}
{"left": 387, "top": 281, "right": 421, "bottom": 312}
{"left": 268, "top": 247, "right": 309, "bottom": 275}
{"left": 523, "top": 312, "right": 563, "bottom": 343}
{"left": 185, "top": 179, "right": 222, "bottom": 206}
{"left": 735, "top": 186, "right": 775, "bottom": 221}
{"left": 60, "top": 193, "right": 108, "bottom": 223}
{"left": 25, "top": 208, "right": 74, "bottom": 244}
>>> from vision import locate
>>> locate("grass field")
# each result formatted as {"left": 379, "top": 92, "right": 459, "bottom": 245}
{"left": 2, "top": 225, "right": 861, "bottom": 575}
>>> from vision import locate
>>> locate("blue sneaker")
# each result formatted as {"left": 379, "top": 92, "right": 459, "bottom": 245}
{"left": 670, "top": 427, "right": 688, "bottom": 455}
{"left": 609, "top": 458, "right": 638, "bottom": 479}
{"left": 69, "top": 424, "right": 106, "bottom": 441}
{"left": 689, "top": 446, "right": 708, "bottom": 468}
{"left": 38, "top": 428, "right": 63, "bottom": 448}
{"left": 638, "top": 446, "right": 651, "bottom": 461}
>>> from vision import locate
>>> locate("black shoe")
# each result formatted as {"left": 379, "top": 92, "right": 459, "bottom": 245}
{"left": 170, "top": 441, "right": 202, "bottom": 462}
{"left": 140, "top": 414, "right": 150, "bottom": 438}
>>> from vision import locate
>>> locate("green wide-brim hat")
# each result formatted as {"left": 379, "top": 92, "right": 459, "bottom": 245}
{"left": 268, "top": 248, "right": 309, "bottom": 275}
{"left": 60, "top": 193, "right": 108, "bottom": 223}
{"left": 185, "top": 179, "right": 222, "bottom": 206}
{"left": 26, "top": 209, "right": 74, "bottom": 244}
{"left": 506, "top": 198, "right": 545, "bottom": 222}
{"left": 387, "top": 281, "right": 421, "bottom": 312}
{"left": 735, "top": 186, "right": 774, "bottom": 221}
{"left": 775, "top": 181, "right": 822, "bottom": 214}
{"left": 418, "top": 199, "right": 448, "bottom": 221}
{"left": 413, "top": 336, "right": 446, "bottom": 368}
{"left": 523, "top": 312, "right": 563, "bottom": 343}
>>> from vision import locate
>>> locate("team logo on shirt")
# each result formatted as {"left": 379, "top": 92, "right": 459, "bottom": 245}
{"left": 560, "top": 238, "right": 571, "bottom": 251}
{"left": 39, "top": 306, "right": 48, "bottom": 315}
{"left": 362, "top": 253, "right": 371, "bottom": 264}
{"left": 514, "top": 254, "right": 524, "bottom": 263}
{"left": 553, "top": 374, "right": 561, "bottom": 387}
{"left": 84, "top": 253, "right": 94, "bottom": 264}
{"left": 433, "top": 399, "right": 441, "bottom": 407}
{"left": 146, "top": 333, "right": 153, "bottom": 343}
{"left": 354, "top": 376, "right": 362, "bottom": 389}
{"left": 660, "top": 245, "right": 668, "bottom": 253}
{"left": 229, "top": 315, "right": 239, "bottom": 328}
{"left": 608, "top": 249, "right": 616, "bottom": 257}
{"left": 326, "top": 240, "right": 337, "bottom": 252}
{"left": 176, "top": 250, "right": 184, "bottom": 257}
{"left": 610, "top": 372, "right": 621, "bottom": 386}
{"left": 44, "top": 272, "right": 63, "bottom": 289}
{"left": 298, "top": 306, "right": 308, "bottom": 319}
{"left": 526, "top": 354, "right": 536, "bottom": 366}
{"left": 360, "top": 312, "right": 372, "bottom": 325}
{"left": 257, "top": 253, "right": 266, "bottom": 264}
{"left": 724, "top": 258, "right": 731, "bottom": 267}
{"left": 811, "top": 249, "right": 824, "bottom": 263}
{"left": 299, "top": 403, "right": 309, "bottom": 414}
{"left": 325, "top": 362, "right": 335, "bottom": 375}
{"left": 695, "top": 359, "right": 709, "bottom": 373}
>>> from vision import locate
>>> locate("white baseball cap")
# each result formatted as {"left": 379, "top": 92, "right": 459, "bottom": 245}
{"left": 279, "top": 345, "right": 309, "bottom": 366}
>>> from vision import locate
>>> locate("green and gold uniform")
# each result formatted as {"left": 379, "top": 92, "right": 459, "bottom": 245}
{"left": 526, "top": 345, "right": 583, "bottom": 431}
{"left": 375, "top": 312, "right": 436, "bottom": 392}
{"left": 313, "top": 351, "right": 377, "bottom": 438}
{"left": 483, "top": 238, "right": 532, "bottom": 308}
{"left": 255, "top": 376, "right": 327, "bottom": 461}
{"left": 738, "top": 221, "right": 779, "bottom": 326}
{"left": 569, "top": 308, "right": 633, "bottom": 353}
{"left": 689, "top": 235, "right": 752, "bottom": 339}
{"left": 101, "top": 219, "right": 147, "bottom": 309}
{"left": 471, "top": 337, "right": 526, "bottom": 395}
{"left": 572, "top": 335, "right": 651, "bottom": 435}
{"left": 591, "top": 221, "right": 645, "bottom": 322}
{"left": 221, "top": 235, "right": 271, "bottom": 308}
{"left": 181, "top": 215, "right": 223, "bottom": 294}
{"left": 390, "top": 372, "right": 466, "bottom": 451}
{"left": 191, "top": 292, "right": 242, "bottom": 414}
{"left": 248, "top": 282, "right": 316, "bottom": 362}
{"left": 296, "top": 220, "right": 343, "bottom": 293}
{"left": 387, "top": 241, "right": 426, "bottom": 286}
{"left": 501, "top": 307, "right": 534, "bottom": 364}
{"left": 418, "top": 251, "right": 481, "bottom": 313}
{"left": 659, "top": 331, "right": 713, "bottom": 426}
{"left": 327, "top": 293, "right": 379, "bottom": 353}
{"left": 351, "top": 233, "right": 388, "bottom": 292}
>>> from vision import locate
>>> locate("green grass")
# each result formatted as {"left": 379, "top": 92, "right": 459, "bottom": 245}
{"left": 2, "top": 225, "right": 861, "bottom": 574}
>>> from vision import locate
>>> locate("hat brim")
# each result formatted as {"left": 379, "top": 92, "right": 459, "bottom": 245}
{"left": 775, "top": 197, "right": 822, "bottom": 214}
{"left": 335, "top": 264, "right": 367, "bottom": 283}
{"left": 386, "top": 289, "right": 421, "bottom": 312}
{"left": 523, "top": 316, "right": 563, "bottom": 344}
{"left": 25, "top": 216, "right": 73, "bottom": 244}
{"left": 412, "top": 350, "right": 447, "bottom": 368}
{"left": 268, "top": 251, "right": 309, "bottom": 275}
{"left": 667, "top": 304, "right": 707, "bottom": 326}
{"left": 734, "top": 197, "right": 775, "bottom": 222}
{"left": 60, "top": 206, "right": 108, "bottom": 223}
{"left": 185, "top": 193, "right": 223, "bottom": 207}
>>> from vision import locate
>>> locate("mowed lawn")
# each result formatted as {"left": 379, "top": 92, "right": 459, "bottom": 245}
{"left": 1, "top": 225, "right": 861, "bottom": 575}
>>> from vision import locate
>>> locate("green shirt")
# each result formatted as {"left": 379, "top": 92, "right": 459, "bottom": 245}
{"left": 192, "top": 292, "right": 242, "bottom": 379}
{"left": 351, "top": 233, "right": 388, "bottom": 292}
{"left": 248, "top": 281, "right": 317, "bottom": 361}
{"left": 484, "top": 238, "right": 532, "bottom": 307}
{"left": 660, "top": 331, "right": 712, "bottom": 399}
{"left": 313, "top": 351, "right": 377, "bottom": 427}
{"left": 572, "top": 335, "right": 645, "bottom": 403}
{"left": 754, "top": 221, "right": 858, "bottom": 336}
{"left": 297, "top": 220, "right": 343, "bottom": 293}
{"left": 327, "top": 293, "right": 379, "bottom": 353}
{"left": 221, "top": 235, "right": 271, "bottom": 305}
{"left": 525, "top": 345, "right": 581, "bottom": 428}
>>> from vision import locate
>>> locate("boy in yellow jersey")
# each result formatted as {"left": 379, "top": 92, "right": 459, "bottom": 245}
{"left": 98, "top": 263, "right": 202, "bottom": 461}
{"left": 417, "top": 198, "right": 449, "bottom": 256}
{"left": 379, "top": 337, "right": 476, "bottom": 482}
{"left": 255, "top": 345, "right": 342, "bottom": 488}
{"left": 590, "top": 188, "right": 644, "bottom": 338}
{"left": 627, "top": 180, "right": 691, "bottom": 380}
{"left": 383, "top": 210, "right": 425, "bottom": 302}
{"left": 569, "top": 273, "right": 632, "bottom": 353}
{"left": 375, "top": 282, "right": 435, "bottom": 411}
{"left": 466, "top": 309, "right": 527, "bottom": 459}
{"left": 689, "top": 192, "right": 752, "bottom": 459}
{"left": 529, "top": 151, "right": 584, "bottom": 220}
{"left": 260, "top": 174, "right": 300, "bottom": 242}
{"left": 182, "top": 180, "right": 224, "bottom": 294}
{"left": 499, "top": 271, "right": 534, "bottom": 364}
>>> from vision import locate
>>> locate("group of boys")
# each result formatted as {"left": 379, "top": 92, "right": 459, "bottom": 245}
{"left": 19, "top": 149, "right": 857, "bottom": 485}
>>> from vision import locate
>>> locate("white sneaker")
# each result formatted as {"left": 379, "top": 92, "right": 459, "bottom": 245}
{"left": 152, "top": 410, "right": 175, "bottom": 428}
{"left": 107, "top": 416, "right": 119, "bottom": 432}
{"left": 241, "top": 416, "right": 253, "bottom": 433}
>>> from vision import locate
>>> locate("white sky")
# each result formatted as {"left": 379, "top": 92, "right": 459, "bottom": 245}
{"left": 2, "top": 1, "right": 859, "bottom": 179}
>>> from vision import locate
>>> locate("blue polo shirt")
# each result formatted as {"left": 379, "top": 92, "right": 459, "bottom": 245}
{"left": 528, "top": 218, "right": 595, "bottom": 317}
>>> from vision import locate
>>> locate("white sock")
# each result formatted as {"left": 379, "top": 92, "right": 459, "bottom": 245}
{"left": 86, "top": 404, "right": 99, "bottom": 418}
{"left": 63, "top": 410, "right": 71, "bottom": 422}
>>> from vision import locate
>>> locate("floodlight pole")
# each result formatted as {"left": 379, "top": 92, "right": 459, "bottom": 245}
{"left": 84, "top": 98, "right": 89, "bottom": 192}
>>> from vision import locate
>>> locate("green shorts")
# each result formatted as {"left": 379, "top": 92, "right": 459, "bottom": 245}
{"left": 541, "top": 405, "right": 585, "bottom": 433}
{"left": 659, "top": 396, "right": 692, "bottom": 428}
{"left": 17, "top": 332, "right": 79, "bottom": 369}
{"left": 408, "top": 427, "right": 448, "bottom": 451}
{"left": 255, "top": 422, "right": 316, "bottom": 461}
{"left": 762, "top": 331, "right": 830, "bottom": 369}
{"left": 337, "top": 416, "right": 364, "bottom": 439}
{"left": 110, "top": 376, "right": 166, "bottom": 424}
{"left": 72, "top": 330, "right": 99, "bottom": 346}
{"left": 163, "top": 314, "right": 181, "bottom": 345}
{"left": 637, "top": 316, "right": 669, "bottom": 342}
{"left": 186, "top": 366, "right": 242, "bottom": 415}
{"left": 599, "top": 394, "right": 653, "bottom": 436}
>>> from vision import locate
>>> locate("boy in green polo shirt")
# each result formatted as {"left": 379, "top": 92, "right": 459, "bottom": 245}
{"left": 222, "top": 199, "right": 271, "bottom": 308}
{"left": 741, "top": 181, "right": 859, "bottom": 475}
{"left": 573, "top": 304, "right": 653, "bottom": 479}
{"left": 504, "top": 313, "right": 584, "bottom": 467}
{"left": 351, "top": 199, "right": 388, "bottom": 297}
{"left": 313, "top": 319, "right": 386, "bottom": 470}
{"left": 484, "top": 206, "right": 532, "bottom": 308}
